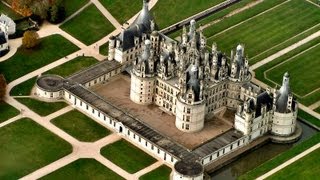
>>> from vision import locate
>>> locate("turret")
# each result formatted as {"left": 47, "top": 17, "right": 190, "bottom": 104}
{"left": 182, "top": 25, "right": 188, "bottom": 45}
{"left": 108, "top": 36, "right": 116, "bottom": 60}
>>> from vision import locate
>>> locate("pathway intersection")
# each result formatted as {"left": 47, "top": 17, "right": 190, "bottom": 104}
{"left": 0, "top": 0, "right": 319, "bottom": 179}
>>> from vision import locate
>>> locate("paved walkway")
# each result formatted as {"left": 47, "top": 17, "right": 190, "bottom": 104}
{"left": 309, "top": 100, "right": 320, "bottom": 110}
{"left": 61, "top": 2, "right": 92, "bottom": 25}
{"left": 90, "top": 0, "right": 121, "bottom": 28}
{"left": 0, "top": 114, "right": 22, "bottom": 128}
{"left": 257, "top": 143, "right": 320, "bottom": 180}
{"left": 0, "top": 38, "right": 22, "bottom": 62}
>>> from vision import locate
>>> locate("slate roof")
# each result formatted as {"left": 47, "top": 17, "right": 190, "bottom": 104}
{"left": 67, "top": 60, "right": 121, "bottom": 85}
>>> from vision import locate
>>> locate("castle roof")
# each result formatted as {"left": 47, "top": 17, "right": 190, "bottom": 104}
{"left": 118, "top": 0, "right": 157, "bottom": 51}
{"left": 276, "top": 72, "right": 291, "bottom": 113}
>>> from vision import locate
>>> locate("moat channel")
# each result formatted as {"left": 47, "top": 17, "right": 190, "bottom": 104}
{"left": 210, "top": 120, "right": 318, "bottom": 180}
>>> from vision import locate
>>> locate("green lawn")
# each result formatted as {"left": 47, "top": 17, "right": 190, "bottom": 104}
{"left": 99, "top": 0, "right": 142, "bottom": 25}
{"left": 168, "top": 0, "right": 254, "bottom": 39}
{"left": 60, "top": 4, "right": 115, "bottom": 45}
{"left": 267, "top": 148, "right": 320, "bottom": 180}
{"left": 10, "top": 77, "right": 37, "bottom": 96}
{"left": 205, "top": 0, "right": 320, "bottom": 62}
{"left": 151, "top": 0, "right": 226, "bottom": 29}
{"left": 0, "top": 35, "right": 79, "bottom": 83}
{"left": 315, "top": 107, "right": 320, "bottom": 114}
{"left": 41, "top": 158, "right": 124, "bottom": 180}
{"left": 16, "top": 98, "right": 67, "bottom": 116}
{"left": 140, "top": 165, "right": 171, "bottom": 180}
{"left": 101, "top": 139, "right": 157, "bottom": 173}
{"left": 239, "top": 132, "right": 320, "bottom": 180}
{"left": 51, "top": 110, "right": 110, "bottom": 142}
{"left": 99, "top": 42, "right": 109, "bottom": 56}
{"left": 0, "top": 1, "right": 22, "bottom": 20}
{"left": 0, "top": 101, "right": 19, "bottom": 123}
{"left": 265, "top": 43, "right": 320, "bottom": 96}
{"left": 63, "top": 0, "right": 89, "bottom": 18}
{"left": 298, "top": 110, "right": 320, "bottom": 128}
{"left": 0, "top": 118, "right": 72, "bottom": 179}
{"left": 255, "top": 37, "right": 320, "bottom": 106}
{"left": 44, "top": 56, "right": 98, "bottom": 77}
{"left": 203, "top": 0, "right": 285, "bottom": 38}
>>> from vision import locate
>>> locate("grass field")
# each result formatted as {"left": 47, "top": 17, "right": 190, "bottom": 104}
{"left": 16, "top": 98, "right": 67, "bottom": 116}
{"left": 204, "top": 0, "right": 320, "bottom": 62}
{"left": 101, "top": 139, "right": 156, "bottom": 173}
{"left": 0, "top": 35, "right": 79, "bottom": 83}
{"left": 265, "top": 44, "right": 320, "bottom": 96}
{"left": 0, "top": 1, "right": 22, "bottom": 20}
{"left": 239, "top": 132, "right": 320, "bottom": 180}
{"left": 151, "top": 0, "right": 225, "bottom": 29}
{"left": 99, "top": 0, "right": 142, "bottom": 25}
{"left": 51, "top": 110, "right": 110, "bottom": 142}
{"left": 41, "top": 158, "right": 124, "bottom": 180}
{"left": 0, "top": 101, "right": 19, "bottom": 123}
{"left": 10, "top": 77, "right": 37, "bottom": 96}
{"left": 140, "top": 165, "right": 171, "bottom": 180}
{"left": 267, "top": 147, "right": 320, "bottom": 180}
{"left": 298, "top": 110, "right": 320, "bottom": 128}
{"left": 0, "top": 118, "right": 72, "bottom": 179}
{"left": 63, "top": 0, "right": 89, "bottom": 18}
{"left": 167, "top": 0, "right": 254, "bottom": 39}
{"left": 44, "top": 56, "right": 98, "bottom": 77}
{"left": 99, "top": 43, "right": 109, "bottom": 56}
{"left": 203, "top": 0, "right": 285, "bottom": 38}
{"left": 315, "top": 107, "right": 320, "bottom": 114}
{"left": 60, "top": 4, "right": 115, "bottom": 45}
{"left": 255, "top": 37, "right": 320, "bottom": 106}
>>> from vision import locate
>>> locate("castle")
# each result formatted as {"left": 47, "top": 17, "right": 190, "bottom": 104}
{"left": 108, "top": 0, "right": 298, "bottom": 139}
{"left": 35, "top": 1, "right": 300, "bottom": 179}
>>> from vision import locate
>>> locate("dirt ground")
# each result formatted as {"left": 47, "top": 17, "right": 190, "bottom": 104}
{"left": 91, "top": 74, "right": 235, "bottom": 150}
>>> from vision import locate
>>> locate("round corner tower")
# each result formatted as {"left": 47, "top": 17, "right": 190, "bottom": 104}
{"left": 173, "top": 160, "right": 204, "bottom": 180}
{"left": 130, "top": 40, "right": 156, "bottom": 105}
{"left": 175, "top": 65, "right": 206, "bottom": 133}
{"left": 271, "top": 72, "right": 298, "bottom": 137}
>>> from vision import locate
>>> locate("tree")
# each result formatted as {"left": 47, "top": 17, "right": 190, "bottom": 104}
{"left": 0, "top": 74, "right": 6, "bottom": 101}
{"left": 22, "top": 31, "right": 40, "bottom": 49}
{"left": 48, "top": 3, "right": 66, "bottom": 24}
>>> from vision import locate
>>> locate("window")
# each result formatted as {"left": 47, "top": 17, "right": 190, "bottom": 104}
{"left": 128, "top": 130, "right": 130, "bottom": 135}
{"left": 186, "top": 124, "right": 189, "bottom": 130}
{"left": 139, "top": 137, "right": 141, "bottom": 142}
{"left": 186, "top": 116, "right": 190, "bottom": 122}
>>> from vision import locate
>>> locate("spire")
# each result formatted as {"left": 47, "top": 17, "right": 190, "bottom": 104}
{"left": 143, "top": 0, "right": 148, "bottom": 9}
{"left": 276, "top": 72, "right": 291, "bottom": 113}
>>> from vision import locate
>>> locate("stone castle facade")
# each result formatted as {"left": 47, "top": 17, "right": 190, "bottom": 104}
{"left": 109, "top": 0, "right": 298, "bottom": 139}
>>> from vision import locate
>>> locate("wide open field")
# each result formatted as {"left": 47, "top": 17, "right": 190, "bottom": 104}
{"left": 151, "top": 0, "right": 226, "bottom": 29}
{"left": 60, "top": 4, "right": 115, "bottom": 45}
{"left": 204, "top": 0, "right": 320, "bottom": 63}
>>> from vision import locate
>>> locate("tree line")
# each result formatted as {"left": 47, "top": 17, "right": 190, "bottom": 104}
{"left": 10, "top": 0, "right": 66, "bottom": 23}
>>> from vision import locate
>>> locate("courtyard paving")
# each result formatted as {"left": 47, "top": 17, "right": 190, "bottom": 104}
{"left": 91, "top": 74, "right": 234, "bottom": 150}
